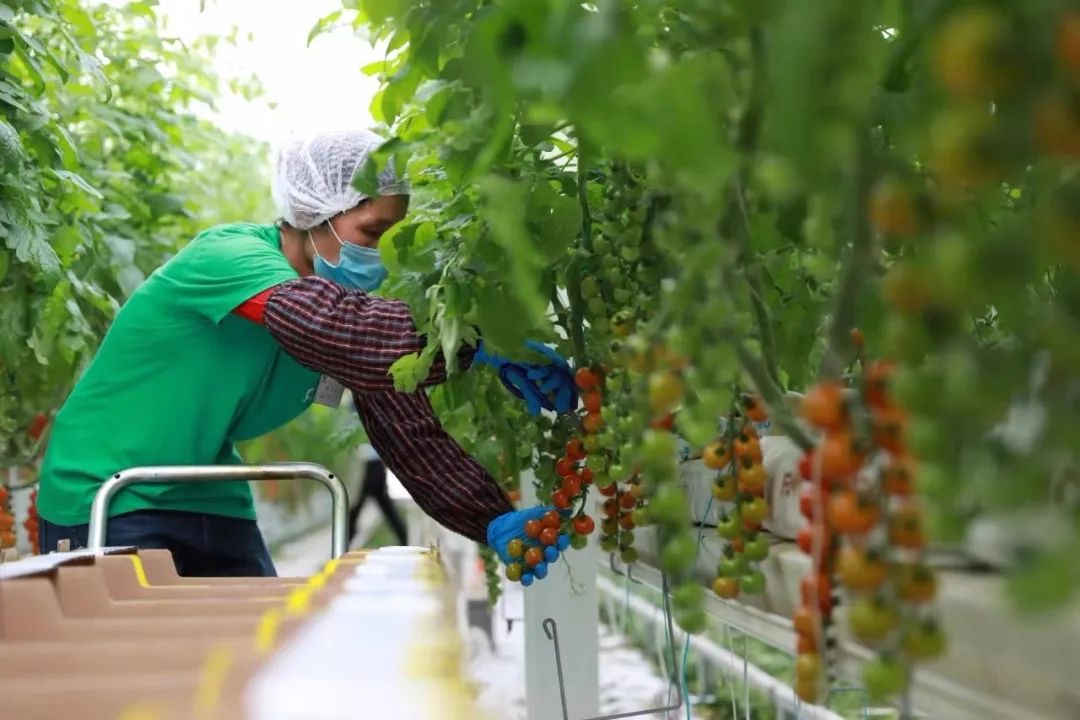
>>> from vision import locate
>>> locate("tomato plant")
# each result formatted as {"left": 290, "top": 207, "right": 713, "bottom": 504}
{"left": 325, "top": 0, "right": 1080, "bottom": 704}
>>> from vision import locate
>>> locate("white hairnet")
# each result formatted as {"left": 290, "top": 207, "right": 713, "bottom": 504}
{"left": 270, "top": 129, "right": 409, "bottom": 231}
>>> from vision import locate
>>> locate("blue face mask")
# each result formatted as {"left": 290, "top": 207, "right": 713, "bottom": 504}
{"left": 310, "top": 222, "right": 389, "bottom": 292}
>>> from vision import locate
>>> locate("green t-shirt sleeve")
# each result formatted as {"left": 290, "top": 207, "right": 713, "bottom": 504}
{"left": 156, "top": 224, "right": 300, "bottom": 324}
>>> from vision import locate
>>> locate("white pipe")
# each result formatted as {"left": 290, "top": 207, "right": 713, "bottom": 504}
{"left": 596, "top": 576, "right": 847, "bottom": 720}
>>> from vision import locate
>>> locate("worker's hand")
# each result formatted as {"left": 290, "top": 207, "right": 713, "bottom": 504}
{"left": 487, "top": 505, "right": 572, "bottom": 587}
{"left": 473, "top": 340, "right": 578, "bottom": 416}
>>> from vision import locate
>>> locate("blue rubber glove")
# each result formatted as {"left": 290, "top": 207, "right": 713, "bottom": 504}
{"left": 474, "top": 340, "right": 578, "bottom": 416}
{"left": 487, "top": 506, "right": 571, "bottom": 587}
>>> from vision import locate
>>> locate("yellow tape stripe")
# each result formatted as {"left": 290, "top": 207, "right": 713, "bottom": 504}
{"left": 194, "top": 644, "right": 234, "bottom": 717}
{"left": 255, "top": 607, "right": 284, "bottom": 655}
{"left": 116, "top": 702, "right": 166, "bottom": 720}
{"left": 126, "top": 555, "right": 151, "bottom": 589}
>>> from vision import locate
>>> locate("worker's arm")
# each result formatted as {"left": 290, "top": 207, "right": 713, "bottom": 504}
{"left": 233, "top": 276, "right": 474, "bottom": 391}
{"left": 351, "top": 390, "right": 512, "bottom": 543}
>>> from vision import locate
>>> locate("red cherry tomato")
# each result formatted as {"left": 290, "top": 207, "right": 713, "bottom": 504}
{"left": 572, "top": 515, "right": 595, "bottom": 535}
{"left": 562, "top": 475, "right": 583, "bottom": 497}
{"left": 524, "top": 547, "right": 544, "bottom": 567}
{"left": 540, "top": 527, "right": 559, "bottom": 546}
{"left": 575, "top": 367, "right": 601, "bottom": 391}
{"left": 579, "top": 468, "right": 594, "bottom": 485}
{"left": 555, "top": 457, "right": 574, "bottom": 478}
{"left": 618, "top": 512, "right": 635, "bottom": 530}
{"left": 542, "top": 510, "right": 562, "bottom": 529}
{"left": 27, "top": 412, "right": 48, "bottom": 440}
{"left": 599, "top": 482, "right": 617, "bottom": 497}
{"left": 525, "top": 520, "right": 542, "bottom": 539}
{"left": 619, "top": 492, "right": 637, "bottom": 510}
{"left": 583, "top": 390, "right": 603, "bottom": 413}
{"left": 566, "top": 439, "right": 587, "bottom": 461}
{"left": 552, "top": 489, "right": 572, "bottom": 510}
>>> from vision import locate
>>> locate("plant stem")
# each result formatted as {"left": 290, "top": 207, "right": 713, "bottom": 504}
{"left": 818, "top": 129, "right": 874, "bottom": 381}
{"left": 733, "top": 180, "right": 783, "bottom": 390}
{"left": 564, "top": 131, "right": 594, "bottom": 368}
{"left": 733, "top": 342, "right": 815, "bottom": 451}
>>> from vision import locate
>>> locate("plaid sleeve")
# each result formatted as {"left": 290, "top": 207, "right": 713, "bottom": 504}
{"left": 352, "top": 390, "right": 513, "bottom": 543}
{"left": 262, "top": 276, "right": 475, "bottom": 391}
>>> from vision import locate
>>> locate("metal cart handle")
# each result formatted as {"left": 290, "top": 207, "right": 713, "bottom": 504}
{"left": 86, "top": 463, "right": 349, "bottom": 559}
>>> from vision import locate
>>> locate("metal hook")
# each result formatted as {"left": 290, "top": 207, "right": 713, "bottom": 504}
{"left": 608, "top": 552, "right": 644, "bottom": 585}
{"left": 543, "top": 573, "right": 684, "bottom": 720}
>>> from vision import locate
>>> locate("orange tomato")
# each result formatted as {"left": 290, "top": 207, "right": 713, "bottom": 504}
{"left": 797, "top": 523, "right": 832, "bottom": 565}
{"left": 850, "top": 327, "right": 865, "bottom": 351}
{"left": 582, "top": 412, "right": 604, "bottom": 434}
{"left": 703, "top": 440, "right": 732, "bottom": 469}
{"left": 828, "top": 491, "right": 881, "bottom": 535}
{"left": 797, "top": 632, "right": 817, "bottom": 654}
{"left": 838, "top": 545, "right": 888, "bottom": 592}
{"left": 0, "top": 514, "right": 13, "bottom": 531}
{"left": 801, "top": 382, "right": 847, "bottom": 430}
{"left": 793, "top": 606, "right": 822, "bottom": 640}
{"left": 743, "top": 394, "right": 768, "bottom": 422}
{"left": 734, "top": 432, "right": 763, "bottom": 463}
{"left": 818, "top": 432, "right": 865, "bottom": 482}
{"left": 1034, "top": 92, "right": 1080, "bottom": 159}
{"left": 897, "top": 564, "right": 938, "bottom": 603}
{"left": 864, "top": 360, "right": 897, "bottom": 409}
{"left": 872, "top": 405, "right": 909, "bottom": 454}
{"left": 883, "top": 456, "right": 916, "bottom": 496}
{"left": 738, "top": 460, "right": 766, "bottom": 496}
{"left": 869, "top": 177, "right": 920, "bottom": 237}
{"left": 1057, "top": 10, "right": 1080, "bottom": 84}
{"left": 713, "top": 576, "right": 740, "bottom": 599}
{"left": 507, "top": 488, "right": 522, "bottom": 503}
{"left": 890, "top": 506, "right": 926, "bottom": 550}
{"left": 800, "top": 574, "right": 834, "bottom": 615}
{"left": 0, "top": 486, "right": 8, "bottom": 504}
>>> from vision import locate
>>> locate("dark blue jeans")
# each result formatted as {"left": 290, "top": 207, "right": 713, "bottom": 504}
{"left": 39, "top": 509, "right": 277, "bottom": 577}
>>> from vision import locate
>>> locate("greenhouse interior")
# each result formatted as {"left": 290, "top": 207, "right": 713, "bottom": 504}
{"left": 1, "top": 1, "right": 1078, "bottom": 719}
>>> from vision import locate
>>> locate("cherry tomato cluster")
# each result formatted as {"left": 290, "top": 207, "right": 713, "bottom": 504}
{"left": 793, "top": 359, "right": 945, "bottom": 704}
{"left": 0, "top": 485, "right": 16, "bottom": 551}
{"left": 504, "top": 509, "right": 572, "bottom": 587}
{"left": 709, "top": 396, "right": 770, "bottom": 602}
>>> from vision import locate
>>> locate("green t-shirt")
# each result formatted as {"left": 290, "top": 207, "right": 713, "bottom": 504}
{"left": 38, "top": 223, "right": 320, "bottom": 526}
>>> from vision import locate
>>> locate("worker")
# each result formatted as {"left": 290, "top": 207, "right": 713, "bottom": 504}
{"left": 36, "top": 129, "right": 574, "bottom": 578}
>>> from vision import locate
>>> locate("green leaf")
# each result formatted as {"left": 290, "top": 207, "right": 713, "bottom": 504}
{"left": 50, "top": 169, "right": 103, "bottom": 199}
{"left": 307, "top": 10, "right": 342, "bottom": 46}
{"left": 389, "top": 344, "right": 436, "bottom": 393}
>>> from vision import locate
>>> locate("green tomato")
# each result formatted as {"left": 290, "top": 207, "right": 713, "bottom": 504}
{"left": 586, "top": 454, "right": 608, "bottom": 472}
{"left": 600, "top": 535, "right": 619, "bottom": 552}
{"left": 620, "top": 547, "right": 639, "bottom": 564}
{"left": 675, "top": 608, "right": 707, "bottom": 634}
{"left": 743, "top": 534, "right": 770, "bottom": 562}
{"left": 641, "top": 430, "right": 677, "bottom": 473}
{"left": 594, "top": 472, "right": 615, "bottom": 489}
{"left": 849, "top": 598, "right": 900, "bottom": 642}
{"left": 740, "top": 570, "right": 766, "bottom": 594}
{"left": 570, "top": 534, "right": 589, "bottom": 551}
{"left": 613, "top": 287, "right": 633, "bottom": 304}
{"left": 593, "top": 237, "right": 612, "bottom": 254}
{"left": 672, "top": 581, "right": 704, "bottom": 611}
{"left": 649, "top": 483, "right": 689, "bottom": 524}
{"left": 619, "top": 530, "right": 635, "bottom": 549}
{"left": 620, "top": 245, "right": 641, "bottom": 263}
{"left": 598, "top": 432, "right": 617, "bottom": 450}
{"left": 718, "top": 551, "right": 746, "bottom": 578}
{"left": 587, "top": 297, "right": 607, "bottom": 317}
{"left": 903, "top": 619, "right": 947, "bottom": 661}
{"left": 505, "top": 562, "right": 523, "bottom": 582}
{"left": 631, "top": 507, "right": 651, "bottom": 527}
{"left": 601, "top": 518, "right": 618, "bottom": 536}
{"left": 661, "top": 532, "right": 697, "bottom": 575}
{"left": 601, "top": 255, "right": 620, "bottom": 271}
{"left": 608, "top": 464, "right": 626, "bottom": 482}
{"left": 861, "top": 658, "right": 906, "bottom": 702}
{"left": 716, "top": 513, "right": 741, "bottom": 540}
{"left": 581, "top": 276, "right": 601, "bottom": 298}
